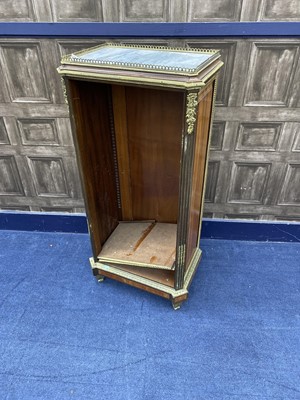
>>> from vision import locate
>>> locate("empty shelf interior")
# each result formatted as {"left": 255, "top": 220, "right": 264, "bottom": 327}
{"left": 98, "top": 221, "right": 177, "bottom": 270}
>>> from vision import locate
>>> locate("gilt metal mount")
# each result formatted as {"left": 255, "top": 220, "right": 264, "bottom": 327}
{"left": 186, "top": 92, "right": 198, "bottom": 134}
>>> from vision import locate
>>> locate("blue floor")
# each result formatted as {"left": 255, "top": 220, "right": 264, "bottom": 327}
{"left": 0, "top": 230, "right": 299, "bottom": 400}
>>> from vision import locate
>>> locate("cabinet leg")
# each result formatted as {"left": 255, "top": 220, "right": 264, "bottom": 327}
{"left": 172, "top": 300, "right": 182, "bottom": 310}
{"left": 95, "top": 274, "right": 105, "bottom": 283}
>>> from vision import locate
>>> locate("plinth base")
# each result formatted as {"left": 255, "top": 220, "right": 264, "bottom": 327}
{"left": 90, "top": 248, "right": 202, "bottom": 309}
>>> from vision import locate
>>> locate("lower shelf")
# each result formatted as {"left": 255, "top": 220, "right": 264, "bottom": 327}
{"left": 91, "top": 247, "right": 202, "bottom": 308}
{"left": 98, "top": 221, "right": 177, "bottom": 270}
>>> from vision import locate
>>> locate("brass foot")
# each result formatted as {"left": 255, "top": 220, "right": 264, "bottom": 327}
{"left": 95, "top": 274, "right": 105, "bottom": 283}
{"left": 172, "top": 300, "right": 182, "bottom": 310}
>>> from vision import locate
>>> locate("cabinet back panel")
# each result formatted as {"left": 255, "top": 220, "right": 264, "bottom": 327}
{"left": 186, "top": 82, "right": 214, "bottom": 266}
{"left": 68, "top": 80, "right": 119, "bottom": 256}
{"left": 125, "top": 87, "right": 184, "bottom": 223}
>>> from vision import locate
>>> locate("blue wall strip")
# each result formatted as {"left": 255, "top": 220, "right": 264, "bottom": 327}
{"left": 201, "top": 219, "right": 300, "bottom": 243}
{"left": 0, "top": 212, "right": 299, "bottom": 242}
{"left": 0, "top": 22, "right": 299, "bottom": 38}
{"left": 0, "top": 211, "right": 88, "bottom": 234}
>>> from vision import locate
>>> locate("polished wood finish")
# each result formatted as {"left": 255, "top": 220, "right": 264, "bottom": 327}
{"left": 93, "top": 265, "right": 176, "bottom": 297}
{"left": 67, "top": 78, "right": 217, "bottom": 306}
{"left": 68, "top": 80, "right": 119, "bottom": 258}
{"left": 174, "top": 93, "right": 197, "bottom": 289}
{"left": 125, "top": 86, "right": 183, "bottom": 223}
{"left": 59, "top": 44, "right": 222, "bottom": 308}
{"left": 111, "top": 264, "right": 175, "bottom": 288}
{"left": 111, "top": 85, "right": 184, "bottom": 223}
{"left": 111, "top": 85, "right": 133, "bottom": 221}
{"left": 186, "top": 82, "right": 214, "bottom": 267}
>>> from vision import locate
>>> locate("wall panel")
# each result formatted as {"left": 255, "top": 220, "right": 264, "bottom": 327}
{"left": 121, "top": 0, "right": 169, "bottom": 22}
{"left": 1, "top": 0, "right": 299, "bottom": 22}
{"left": 188, "top": 0, "right": 242, "bottom": 22}
{"left": 260, "top": 0, "right": 300, "bottom": 21}
{"left": 0, "top": 0, "right": 299, "bottom": 220}
{"left": 51, "top": 0, "right": 103, "bottom": 22}
{"left": 1, "top": 43, "right": 49, "bottom": 102}
{"left": 0, "top": 156, "right": 24, "bottom": 196}
{"left": 0, "top": 1, "right": 36, "bottom": 22}
{"left": 244, "top": 43, "right": 299, "bottom": 106}
{"left": 0, "top": 36, "right": 299, "bottom": 220}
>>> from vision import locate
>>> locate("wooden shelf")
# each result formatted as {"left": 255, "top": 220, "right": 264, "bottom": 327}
{"left": 98, "top": 221, "right": 177, "bottom": 270}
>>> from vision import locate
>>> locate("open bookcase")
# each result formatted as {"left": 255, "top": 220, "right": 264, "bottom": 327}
{"left": 58, "top": 43, "right": 223, "bottom": 309}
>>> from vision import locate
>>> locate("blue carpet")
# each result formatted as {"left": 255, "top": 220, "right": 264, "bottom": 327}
{"left": 0, "top": 231, "right": 299, "bottom": 400}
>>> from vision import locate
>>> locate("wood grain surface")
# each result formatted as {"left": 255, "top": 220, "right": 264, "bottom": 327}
{"left": 98, "top": 221, "right": 177, "bottom": 269}
{"left": 99, "top": 263, "right": 175, "bottom": 288}
{"left": 111, "top": 85, "right": 133, "bottom": 220}
{"left": 186, "top": 83, "right": 213, "bottom": 266}
{"left": 125, "top": 86, "right": 184, "bottom": 222}
{"left": 68, "top": 79, "right": 119, "bottom": 257}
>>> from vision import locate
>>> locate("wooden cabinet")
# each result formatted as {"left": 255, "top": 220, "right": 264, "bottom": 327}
{"left": 58, "top": 43, "right": 223, "bottom": 309}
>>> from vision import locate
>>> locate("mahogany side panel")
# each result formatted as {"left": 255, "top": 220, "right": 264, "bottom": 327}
{"left": 125, "top": 86, "right": 184, "bottom": 223}
{"left": 186, "top": 82, "right": 214, "bottom": 266}
{"left": 68, "top": 79, "right": 119, "bottom": 257}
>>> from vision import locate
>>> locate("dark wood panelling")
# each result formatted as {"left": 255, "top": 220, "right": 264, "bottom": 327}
{"left": 0, "top": 43, "right": 49, "bottom": 102}
{"left": 0, "top": 118, "right": 10, "bottom": 144}
{"left": 278, "top": 164, "right": 300, "bottom": 205}
{"left": 0, "top": 1, "right": 35, "bottom": 21}
{"left": 1, "top": 0, "right": 299, "bottom": 22}
{"left": 292, "top": 128, "right": 300, "bottom": 152}
{"left": 215, "top": 106, "right": 300, "bottom": 122}
{"left": 210, "top": 123, "right": 225, "bottom": 150}
{"left": 40, "top": 206, "right": 73, "bottom": 213}
{"left": 68, "top": 79, "right": 119, "bottom": 257}
{"left": 204, "top": 203, "right": 300, "bottom": 217}
{"left": 122, "top": 0, "right": 169, "bottom": 22}
{"left": 188, "top": 0, "right": 242, "bottom": 21}
{"left": 205, "top": 161, "right": 220, "bottom": 203}
{"left": 224, "top": 213, "right": 260, "bottom": 220}
{"left": 261, "top": 0, "right": 300, "bottom": 21}
{"left": 57, "top": 40, "right": 103, "bottom": 57}
{"left": 235, "top": 123, "right": 281, "bottom": 151}
{"left": 228, "top": 163, "right": 271, "bottom": 204}
{"left": 125, "top": 86, "right": 183, "bottom": 223}
{"left": 51, "top": 0, "right": 103, "bottom": 22}
{"left": 169, "top": 0, "right": 187, "bottom": 22}
{"left": 0, "top": 156, "right": 24, "bottom": 195}
{"left": 244, "top": 43, "right": 298, "bottom": 106}
{"left": 28, "top": 157, "right": 69, "bottom": 197}
{"left": 275, "top": 216, "right": 300, "bottom": 222}
{"left": 186, "top": 84, "right": 213, "bottom": 264}
{"left": 0, "top": 20, "right": 299, "bottom": 221}
{"left": 240, "top": 1, "right": 261, "bottom": 21}
{"left": 17, "top": 119, "right": 59, "bottom": 146}
{"left": 0, "top": 38, "right": 84, "bottom": 212}
{"left": 0, "top": 206, "right": 31, "bottom": 211}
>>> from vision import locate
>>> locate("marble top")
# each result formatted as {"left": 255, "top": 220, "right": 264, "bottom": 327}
{"left": 67, "top": 44, "right": 217, "bottom": 75}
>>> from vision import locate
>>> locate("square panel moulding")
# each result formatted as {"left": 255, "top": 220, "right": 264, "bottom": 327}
{"left": 58, "top": 43, "right": 223, "bottom": 309}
